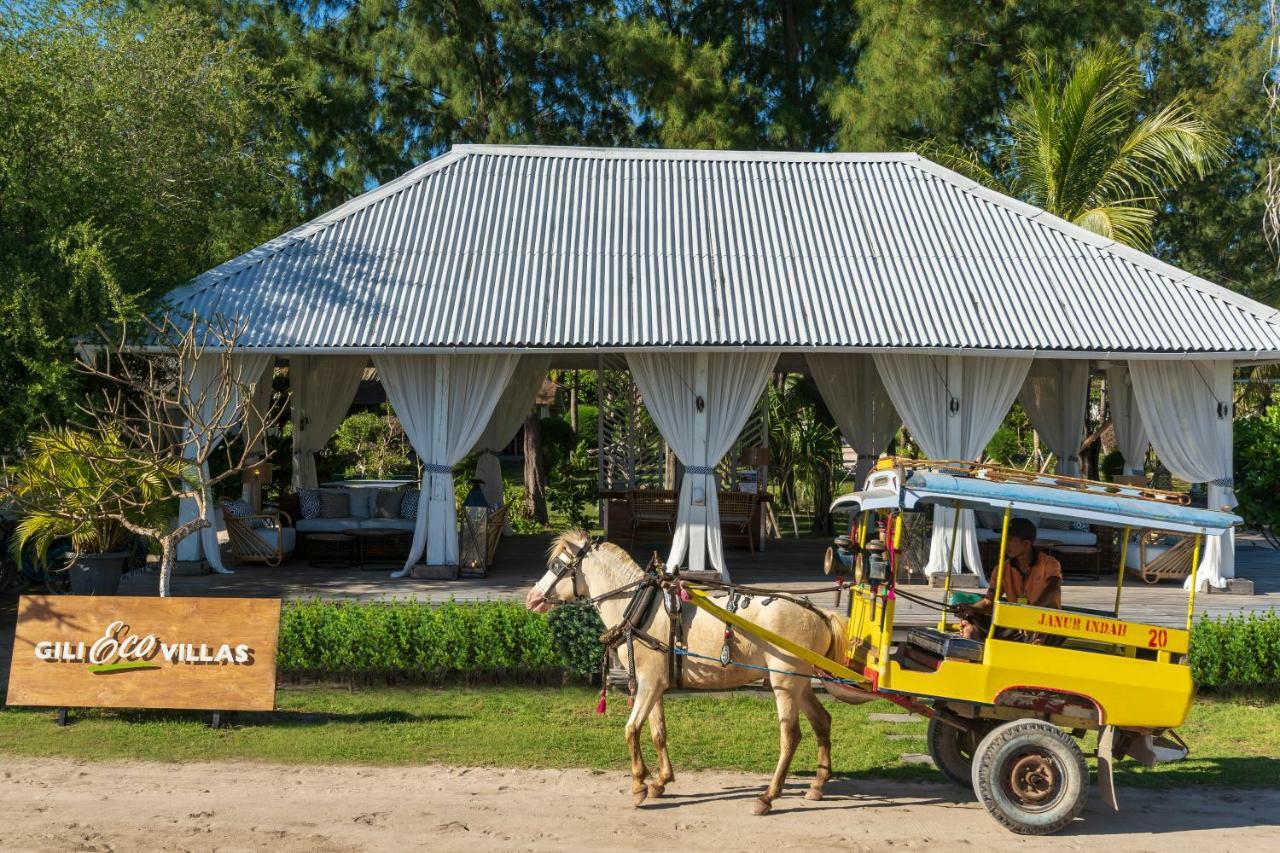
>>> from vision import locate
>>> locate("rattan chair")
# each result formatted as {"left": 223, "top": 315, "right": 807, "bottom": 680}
{"left": 718, "top": 491, "right": 757, "bottom": 552}
{"left": 224, "top": 506, "right": 295, "bottom": 568}
{"left": 628, "top": 489, "right": 678, "bottom": 547}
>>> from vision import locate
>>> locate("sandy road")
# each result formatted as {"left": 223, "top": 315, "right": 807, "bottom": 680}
{"left": 0, "top": 758, "right": 1276, "bottom": 852}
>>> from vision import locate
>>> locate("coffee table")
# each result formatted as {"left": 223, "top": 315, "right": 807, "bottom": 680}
{"left": 347, "top": 528, "right": 413, "bottom": 570}
{"left": 307, "top": 532, "right": 355, "bottom": 568}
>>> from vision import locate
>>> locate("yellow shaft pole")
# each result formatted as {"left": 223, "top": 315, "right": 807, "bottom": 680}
{"left": 937, "top": 500, "right": 962, "bottom": 631}
{"left": 1186, "top": 533, "right": 1204, "bottom": 632}
{"left": 1113, "top": 525, "right": 1130, "bottom": 617}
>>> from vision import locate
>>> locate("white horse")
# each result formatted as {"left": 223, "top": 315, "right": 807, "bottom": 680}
{"left": 526, "top": 530, "right": 849, "bottom": 815}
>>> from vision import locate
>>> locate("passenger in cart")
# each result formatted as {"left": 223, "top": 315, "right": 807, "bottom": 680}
{"left": 956, "top": 517, "right": 1063, "bottom": 643}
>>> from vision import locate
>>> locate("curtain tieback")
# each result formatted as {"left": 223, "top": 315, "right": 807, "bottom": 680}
{"left": 1210, "top": 477, "right": 1234, "bottom": 488}
{"left": 478, "top": 449, "right": 499, "bottom": 458}
{"left": 424, "top": 463, "right": 453, "bottom": 474}
{"left": 855, "top": 454, "right": 878, "bottom": 461}
{"left": 685, "top": 465, "right": 716, "bottom": 475}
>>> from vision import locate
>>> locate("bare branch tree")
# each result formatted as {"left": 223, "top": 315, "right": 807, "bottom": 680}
{"left": 65, "top": 313, "right": 285, "bottom": 595}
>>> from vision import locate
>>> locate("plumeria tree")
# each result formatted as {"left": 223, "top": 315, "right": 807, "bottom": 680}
{"left": 67, "top": 315, "right": 283, "bottom": 595}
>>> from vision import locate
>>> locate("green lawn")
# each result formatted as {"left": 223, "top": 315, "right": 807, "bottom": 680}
{"left": 1, "top": 687, "right": 1277, "bottom": 788}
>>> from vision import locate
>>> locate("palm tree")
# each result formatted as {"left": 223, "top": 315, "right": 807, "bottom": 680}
{"left": 922, "top": 42, "right": 1224, "bottom": 249}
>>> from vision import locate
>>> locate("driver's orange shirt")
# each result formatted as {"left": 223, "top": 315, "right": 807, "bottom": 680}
{"left": 972, "top": 549, "right": 1063, "bottom": 612}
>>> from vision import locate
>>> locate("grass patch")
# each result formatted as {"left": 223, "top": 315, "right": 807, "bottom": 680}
{"left": 2, "top": 688, "right": 1278, "bottom": 787}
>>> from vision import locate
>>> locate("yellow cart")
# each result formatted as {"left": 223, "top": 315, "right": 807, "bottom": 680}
{"left": 681, "top": 460, "right": 1239, "bottom": 835}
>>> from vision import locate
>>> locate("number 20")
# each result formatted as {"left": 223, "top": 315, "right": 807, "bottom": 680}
{"left": 1148, "top": 628, "right": 1168, "bottom": 648}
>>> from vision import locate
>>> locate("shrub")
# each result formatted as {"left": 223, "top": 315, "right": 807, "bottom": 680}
{"left": 1191, "top": 611, "right": 1280, "bottom": 692}
{"left": 546, "top": 445, "right": 597, "bottom": 529}
{"left": 539, "top": 415, "right": 577, "bottom": 471}
{"left": 545, "top": 603, "right": 606, "bottom": 679}
{"left": 277, "top": 599, "right": 562, "bottom": 684}
{"left": 503, "top": 481, "right": 544, "bottom": 534}
{"left": 1233, "top": 405, "right": 1280, "bottom": 528}
{"left": 1099, "top": 449, "right": 1126, "bottom": 481}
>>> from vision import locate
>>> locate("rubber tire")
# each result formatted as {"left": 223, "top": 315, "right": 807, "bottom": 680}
{"left": 971, "top": 720, "right": 1088, "bottom": 836}
{"left": 927, "top": 718, "right": 987, "bottom": 788}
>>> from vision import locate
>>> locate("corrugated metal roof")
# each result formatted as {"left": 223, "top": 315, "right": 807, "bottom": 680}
{"left": 165, "top": 145, "right": 1280, "bottom": 355}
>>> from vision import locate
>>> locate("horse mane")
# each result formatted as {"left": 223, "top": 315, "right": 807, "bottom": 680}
{"left": 548, "top": 530, "right": 644, "bottom": 586}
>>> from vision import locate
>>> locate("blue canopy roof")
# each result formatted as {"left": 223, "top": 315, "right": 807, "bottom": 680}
{"left": 836, "top": 469, "right": 1240, "bottom": 535}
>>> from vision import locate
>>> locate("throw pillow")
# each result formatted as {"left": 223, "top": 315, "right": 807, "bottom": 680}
{"left": 319, "top": 490, "right": 351, "bottom": 519}
{"left": 374, "top": 489, "right": 404, "bottom": 519}
{"left": 298, "top": 489, "right": 322, "bottom": 520}
{"left": 399, "top": 489, "right": 420, "bottom": 520}
{"left": 222, "top": 498, "right": 267, "bottom": 529}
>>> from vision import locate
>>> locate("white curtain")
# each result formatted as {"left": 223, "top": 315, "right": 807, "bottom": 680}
{"left": 471, "top": 355, "right": 552, "bottom": 509}
{"left": 241, "top": 360, "right": 277, "bottom": 509}
{"left": 1019, "top": 360, "right": 1091, "bottom": 478}
{"left": 873, "top": 354, "right": 1032, "bottom": 582}
{"left": 1128, "top": 359, "right": 1236, "bottom": 589}
{"left": 375, "top": 353, "right": 519, "bottom": 574}
{"left": 1105, "top": 364, "right": 1150, "bottom": 475}
{"left": 175, "top": 352, "right": 273, "bottom": 571}
{"left": 289, "top": 355, "right": 367, "bottom": 489}
{"left": 628, "top": 351, "right": 778, "bottom": 578}
{"left": 806, "top": 354, "right": 901, "bottom": 488}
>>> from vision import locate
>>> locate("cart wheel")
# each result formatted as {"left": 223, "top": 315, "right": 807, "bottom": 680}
{"left": 927, "top": 718, "right": 988, "bottom": 788}
{"left": 971, "top": 720, "right": 1088, "bottom": 835}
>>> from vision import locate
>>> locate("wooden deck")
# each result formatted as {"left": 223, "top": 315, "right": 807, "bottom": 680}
{"left": 114, "top": 532, "right": 1280, "bottom": 628}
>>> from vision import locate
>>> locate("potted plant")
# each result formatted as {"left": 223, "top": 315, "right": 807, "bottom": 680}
{"left": 3, "top": 427, "right": 172, "bottom": 595}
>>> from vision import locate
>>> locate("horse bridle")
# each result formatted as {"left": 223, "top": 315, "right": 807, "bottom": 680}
{"left": 536, "top": 539, "right": 655, "bottom": 605}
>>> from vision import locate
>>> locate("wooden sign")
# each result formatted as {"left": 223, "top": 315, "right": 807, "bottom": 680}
{"left": 6, "top": 596, "right": 281, "bottom": 711}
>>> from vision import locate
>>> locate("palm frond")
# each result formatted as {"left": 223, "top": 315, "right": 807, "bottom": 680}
{"left": 911, "top": 140, "right": 1004, "bottom": 191}
{"left": 1072, "top": 203, "right": 1157, "bottom": 249}
{"left": 1093, "top": 97, "right": 1226, "bottom": 207}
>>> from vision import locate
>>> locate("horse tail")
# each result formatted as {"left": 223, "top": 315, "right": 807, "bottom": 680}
{"left": 822, "top": 611, "right": 849, "bottom": 667}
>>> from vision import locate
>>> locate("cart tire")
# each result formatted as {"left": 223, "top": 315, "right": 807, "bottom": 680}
{"left": 927, "top": 718, "right": 987, "bottom": 788}
{"left": 971, "top": 720, "right": 1088, "bottom": 835}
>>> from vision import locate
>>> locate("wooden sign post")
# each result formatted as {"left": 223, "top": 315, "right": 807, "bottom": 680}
{"left": 6, "top": 596, "right": 281, "bottom": 713}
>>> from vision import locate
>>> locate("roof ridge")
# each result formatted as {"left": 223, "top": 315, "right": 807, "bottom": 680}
{"left": 908, "top": 158, "right": 1280, "bottom": 328}
{"left": 451, "top": 143, "right": 917, "bottom": 163}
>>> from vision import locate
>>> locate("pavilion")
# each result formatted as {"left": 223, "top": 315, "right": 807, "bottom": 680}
{"left": 161, "top": 145, "right": 1280, "bottom": 588}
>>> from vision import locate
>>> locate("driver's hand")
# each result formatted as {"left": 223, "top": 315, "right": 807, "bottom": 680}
{"left": 954, "top": 604, "right": 974, "bottom": 620}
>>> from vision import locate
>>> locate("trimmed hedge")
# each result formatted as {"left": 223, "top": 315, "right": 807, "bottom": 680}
{"left": 277, "top": 599, "right": 607, "bottom": 684}
{"left": 277, "top": 600, "right": 1280, "bottom": 692}
{"left": 278, "top": 599, "right": 562, "bottom": 684}
{"left": 1192, "top": 612, "right": 1280, "bottom": 692}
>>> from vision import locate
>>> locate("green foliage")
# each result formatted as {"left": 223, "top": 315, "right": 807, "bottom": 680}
{"left": 277, "top": 599, "right": 563, "bottom": 684}
{"left": 538, "top": 416, "right": 578, "bottom": 473}
{"left": 4, "top": 427, "right": 176, "bottom": 563}
{"left": 0, "top": 1, "right": 299, "bottom": 455}
{"left": 1233, "top": 405, "right": 1280, "bottom": 529}
{"left": 917, "top": 41, "right": 1224, "bottom": 249}
{"left": 546, "top": 445, "right": 597, "bottom": 530}
{"left": 321, "top": 405, "right": 413, "bottom": 481}
{"left": 502, "top": 481, "right": 545, "bottom": 534}
{"left": 1192, "top": 612, "right": 1280, "bottom": 693}
{"left": 1100, "top": 449, "right": 1127, "bottom": 482}
{"left": 545, "top": 604, "right": 607, "bottom": 679}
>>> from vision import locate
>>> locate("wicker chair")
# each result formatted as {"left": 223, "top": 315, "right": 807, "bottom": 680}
{"left": 628, "top": 489, "right": 678, "bottom": 547}
{"left": 1126, "top": 531, "right": 1195, "bottom": 584}
{"left": 718, "top": 491, "right": 758, "bottom": 552}
{"left": 223, "top": 505, "right": 295, "bottom": 568}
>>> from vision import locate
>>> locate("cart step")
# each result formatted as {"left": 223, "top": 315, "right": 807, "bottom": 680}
{"left": 906, "top": 627, "right": 984, "bottom": 662}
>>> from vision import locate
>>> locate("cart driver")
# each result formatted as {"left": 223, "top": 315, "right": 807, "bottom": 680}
{"left": 956, "top": 517, "right": 1062, "bottom": 643}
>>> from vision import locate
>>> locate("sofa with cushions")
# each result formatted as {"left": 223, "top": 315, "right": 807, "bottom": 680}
{"left": 294, "top": 485, "right": 420, "bottom": 535}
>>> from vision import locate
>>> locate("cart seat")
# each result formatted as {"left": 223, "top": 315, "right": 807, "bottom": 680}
{"left": 906, "top": 627, "right": 984, "bottom": 663}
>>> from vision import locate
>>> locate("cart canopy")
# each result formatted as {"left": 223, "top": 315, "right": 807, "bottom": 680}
{"left": 831, "top": 467, "right": 1240, "bottom": 536}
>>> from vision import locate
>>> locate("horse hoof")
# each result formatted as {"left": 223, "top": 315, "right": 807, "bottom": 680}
{"left": 632, "top": 788, "right": 649, "bottom": 807}
{"left": 804, "top": 788, "right": 824, "bottom": 801}
{"left": 647, "top": 782, "right": 665, "bottom": 799}
{"left": 751, "top": 798, "right": 772, "bottom": 816}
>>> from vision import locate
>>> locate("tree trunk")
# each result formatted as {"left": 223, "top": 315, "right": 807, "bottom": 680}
{"left": 570, "top": 370, "right": 579, "bottom": 435}
{"left": 523, "top": 412, "right": 549, "bottom": 524}
{"left": 813, "top": 462, "right": 833, "bottom": 535}
{"left": 158, "top": 538, "right": 174, "bottom": 597}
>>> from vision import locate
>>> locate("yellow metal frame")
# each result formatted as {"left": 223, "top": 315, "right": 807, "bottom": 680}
{"left": 679, "top": 499, "right": 1203, "bottom": 733}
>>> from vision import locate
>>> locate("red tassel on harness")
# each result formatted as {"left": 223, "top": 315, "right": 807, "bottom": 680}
{"left": 677, "top": 582, "right": 690, "bottom": 603}
{"left": 595, "top": 692, "right": 607, "bottom": 714}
